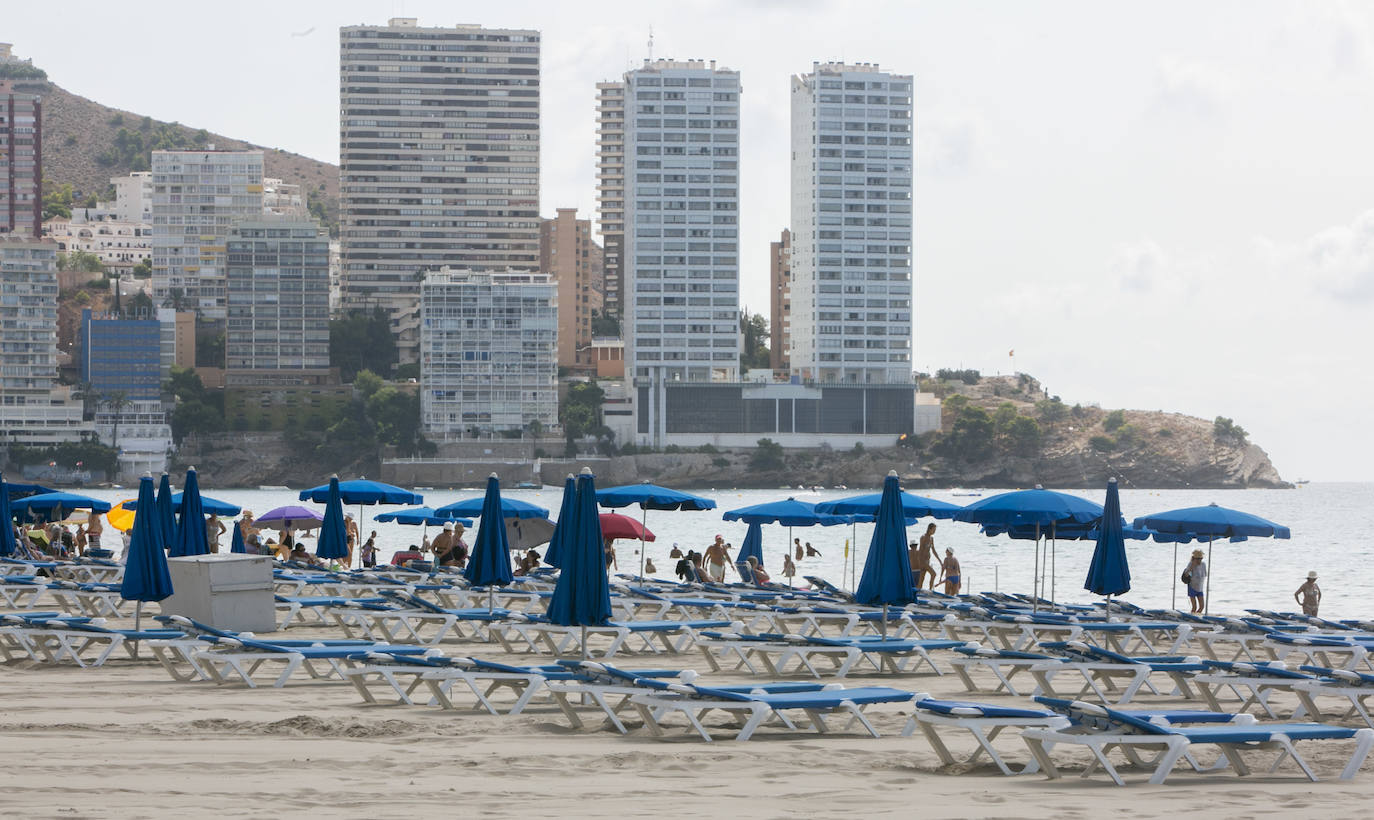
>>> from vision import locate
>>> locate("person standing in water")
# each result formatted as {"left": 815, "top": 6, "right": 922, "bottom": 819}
{"left": 1294, "top": 571, "right": 1322, "bottom": 617}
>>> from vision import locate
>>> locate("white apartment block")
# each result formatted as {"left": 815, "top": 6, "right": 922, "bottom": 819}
{"left": 111, "top": 172, "right": 153, "bottom": 223}
{"left": 262, "top": 178, "right": 308, "bottom": 219}
{"left": 0, "top": 238, "right": 89, "bottom": 446}
{"left": 595, "top": 81, "right": 626, "bottom": 319}
{"left": 150, "top": 150, "right": 265, "bottom": 319}
{"left": 623, "top": 59, "right": 742, "bottom": 384}
{"left": 419, "top": 269, "right": 557, "bottom": 438}
{"left": 790, "top": 62, "right": 913, "bottom": 384}
{"left": 339, "top": 19, "right": 541, "bottom": 363}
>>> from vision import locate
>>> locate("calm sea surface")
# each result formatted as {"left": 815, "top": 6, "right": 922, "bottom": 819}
{"left": 75, "top": 482, "right": 1374, "bottom": 619}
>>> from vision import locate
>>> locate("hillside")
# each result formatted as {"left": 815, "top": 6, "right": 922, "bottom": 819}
{"left": 579, "top": 373, "right": 1289, "bottom": 491}
{"left": 24, "top": 72, "right": 338, "bottom": 228}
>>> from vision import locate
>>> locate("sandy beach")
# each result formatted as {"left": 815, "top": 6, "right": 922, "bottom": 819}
{"left": 5, "top": 613, "right": 1373, "bottom": 820}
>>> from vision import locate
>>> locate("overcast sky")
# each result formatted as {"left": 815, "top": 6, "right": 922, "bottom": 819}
{"left": 9, "top": 0, "right": 1373, "bottom": 481}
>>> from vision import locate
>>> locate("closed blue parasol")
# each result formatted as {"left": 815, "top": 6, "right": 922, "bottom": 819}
{"left": 855, "top": 472, "right": 917, "bottom": 631}
{"left": 0, "top": 472, "right": 18, "bottom": 558}
{"left": 169, "top": 467, "right": 209, "bottom": 557}
{"left": 297, "top": 478, "right": 423, "bottom": 506}
{"left": 596, "top": 483, "right": 715, "bottom": 580}
{"left": 733, "top": 521, "right": 765, "bottom": 582}
{"left": 155, "top": 473, "right": 176, "bottom": 550}
{"left": 120, "top": 474, "right": 173, "bottom": 645}
{"left": 11, "top": 491, "right": 112, "bottom": 525}
{"left": 122, "top": 492, "right": 241, "bottom": 517}
{"left": 229, "top": 521, "right": 247, "bottom": 554}
{"left": 816, "top": 490, "right": 962, "bottom": 520}
{"left": 435, "top": 495, "right": 549, "bottom": 520}
{"left": 543, "top": 475, "right": 577, "bottom": 569}
{"left": 547, "top": 469, "right": 613, "bottom": 650}
{"left": 1133, "top": 503, "right": 1291, "bottom": 614}
{"left": 464, "top": 475, "right": 515, "bottom": 602}
{"left": 373, "top": 507, "right": 472, "bottom": 528}
{"left": 954, "top": 486, "right": 1104, "bottom": 608}
{"left": 1084, "top": 479, "right": 1130, "bottom": 614}
{"left": 316, "top": 475, "right": 350, "bottom": 562}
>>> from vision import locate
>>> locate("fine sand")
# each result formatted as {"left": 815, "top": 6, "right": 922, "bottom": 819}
{"left": 3, "top": 617, "right": 1372, "bottom": 819}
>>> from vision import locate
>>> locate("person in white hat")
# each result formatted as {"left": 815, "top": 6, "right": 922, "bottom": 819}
{"left": 1184, "top": 549, "right": 1207, "bottom": 613}
{"left": 1294, "top": 571, "right": 1322, "bottom": 617}
{"left": 430, "top": 521, "right": 456, "bottom": 566}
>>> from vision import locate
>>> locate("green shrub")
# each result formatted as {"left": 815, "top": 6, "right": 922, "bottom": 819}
{"left": 1103, "top": 409, "right": 1126, "bottom": 432}
{"left": 1089, "top": 435, "right": 1116, "bottom": 452}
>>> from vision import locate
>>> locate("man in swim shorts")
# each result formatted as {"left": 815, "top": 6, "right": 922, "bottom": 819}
{"left": 704, "top": 535, "right": 732, "bottom": 582}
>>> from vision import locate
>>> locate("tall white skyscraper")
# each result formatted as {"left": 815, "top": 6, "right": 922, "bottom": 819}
{"left": 790, "top": 62, "right": 913, "bottom": 383}
{"left": 339, "top": 18, "right": 541, "bottom": 363}
{"left": 595, "top": 81, "right": 626, "bottom": 321}
{"left": 150, "top": 150, "right": 265, "bottom": 319}
{"left": 622, "top": 59, "right": 741, "bottom": 384}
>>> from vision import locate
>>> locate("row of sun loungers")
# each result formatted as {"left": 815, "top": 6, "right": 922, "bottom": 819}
{"left": 10, "top": 556, "right": 1374, "bottom": 784}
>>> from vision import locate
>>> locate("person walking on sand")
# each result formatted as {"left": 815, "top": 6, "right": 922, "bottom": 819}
{"left": 704, "top": 536, "right": 732, "bottom": 582}
{"left": 1184, "top": 549, "right": 1207, "bottom": 614}
{"left": 909, "top": 524, "right": 937, "bottom": 590}
{"left": 938, "top": 547, "right": 961, "bottom": 595}
{"left": 1295, "top": 571, "right": 1322, "bottom": 617}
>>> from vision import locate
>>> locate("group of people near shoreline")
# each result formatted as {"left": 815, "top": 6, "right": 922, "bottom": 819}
{"left": 664, "top": 534, "right": 823, "bottom": 586}
{"left": 908, "top": 524, "right": 962, "bottom": 595}
{"left": 5, "top": 504, "right": 1328, "bottom": 617}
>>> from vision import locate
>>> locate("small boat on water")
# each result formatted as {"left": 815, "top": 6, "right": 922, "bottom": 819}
{"left": 949, "top": 488, "right": 983, "bottom": 497}
{"left": 514, "top": 481, "right": 541, "bottom": 490}
{"left": 258, "top": 485, "right": 288, "bottom": 491}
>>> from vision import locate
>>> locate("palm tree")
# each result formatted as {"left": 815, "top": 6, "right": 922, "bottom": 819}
{"left": 103, "top": 390, "right": 129, "bottom": 451}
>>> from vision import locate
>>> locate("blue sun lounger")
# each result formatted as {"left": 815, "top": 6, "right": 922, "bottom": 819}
{"left": 1024, "top": 696, "right": 1374, "bottom": 784}
{"left": 627, "top": 673, "right": 918, "bottom": 741}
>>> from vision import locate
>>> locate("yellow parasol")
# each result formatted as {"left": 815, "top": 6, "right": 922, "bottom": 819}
{"left": 105, "top": 499, "right": 137, "bottom": 532}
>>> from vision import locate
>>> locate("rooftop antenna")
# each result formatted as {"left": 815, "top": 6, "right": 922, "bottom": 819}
{"left": 647, "top": 25, "right": 654, "bottom": 62}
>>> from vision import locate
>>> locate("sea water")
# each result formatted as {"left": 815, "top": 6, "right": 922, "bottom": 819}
{"left": 73, "top": 482, "right": 1374, "bottom": 620}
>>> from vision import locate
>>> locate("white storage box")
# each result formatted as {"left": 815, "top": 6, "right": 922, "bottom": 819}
{"left": 161, "top": 554, "right": 276, "bottom": 633}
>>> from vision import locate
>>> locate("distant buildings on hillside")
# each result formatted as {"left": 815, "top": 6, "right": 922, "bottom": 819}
{"left": 1, "top": 31, "right": 941, "bottom": 481}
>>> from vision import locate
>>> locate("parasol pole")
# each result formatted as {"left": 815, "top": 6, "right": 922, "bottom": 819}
{"left": 1205, "top": 535, "right": 1214, "bottom": 615}
{"left": 133, "top": 601, "right": 142, "bottom": 659}
{"left": 1171, "top": 541, "right": 1178, "bottom": 610}
{"left": 639, "top": 505, "right": 648, "bottom": 580}
{"left": 1050, "top": 521, "right": 1057, "bottom": 604}
{"left": 581, "top": 625, "right": 589, "bottom": 660}
{"left": 1032, "top": 522, "right": 1041, "bottom": 613}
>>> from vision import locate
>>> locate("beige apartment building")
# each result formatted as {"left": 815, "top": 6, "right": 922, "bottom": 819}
{"left": 769, "top": 228, "right": 792, "bottom": 372}
{"left": 539, "top": 208, "right": 603, "bottom": 371}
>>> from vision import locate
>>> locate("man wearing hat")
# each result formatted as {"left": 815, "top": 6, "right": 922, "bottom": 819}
{"left": 1294, "top": 571, "right": 1322, "bottom": 617}
{"left": 1184, "top": 549, "right": 1208, "bottom": 613}
{"left": 431, "top": 521, "right": 456, "bottom": 566}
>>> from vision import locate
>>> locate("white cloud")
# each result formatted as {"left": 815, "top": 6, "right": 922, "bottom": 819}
{"left": 1296, "top": 210, "right": 1374, "bottom": 302}
{"left": 915, "top": 114, "right": 980, "bottom": 176}
{"left": 1152, "top": 55, "right": 1231, "bottom": 117}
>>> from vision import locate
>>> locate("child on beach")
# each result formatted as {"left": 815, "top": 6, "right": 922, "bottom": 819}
{"left": 1294, "top": 571, "right": 1322, "bottom": 616}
